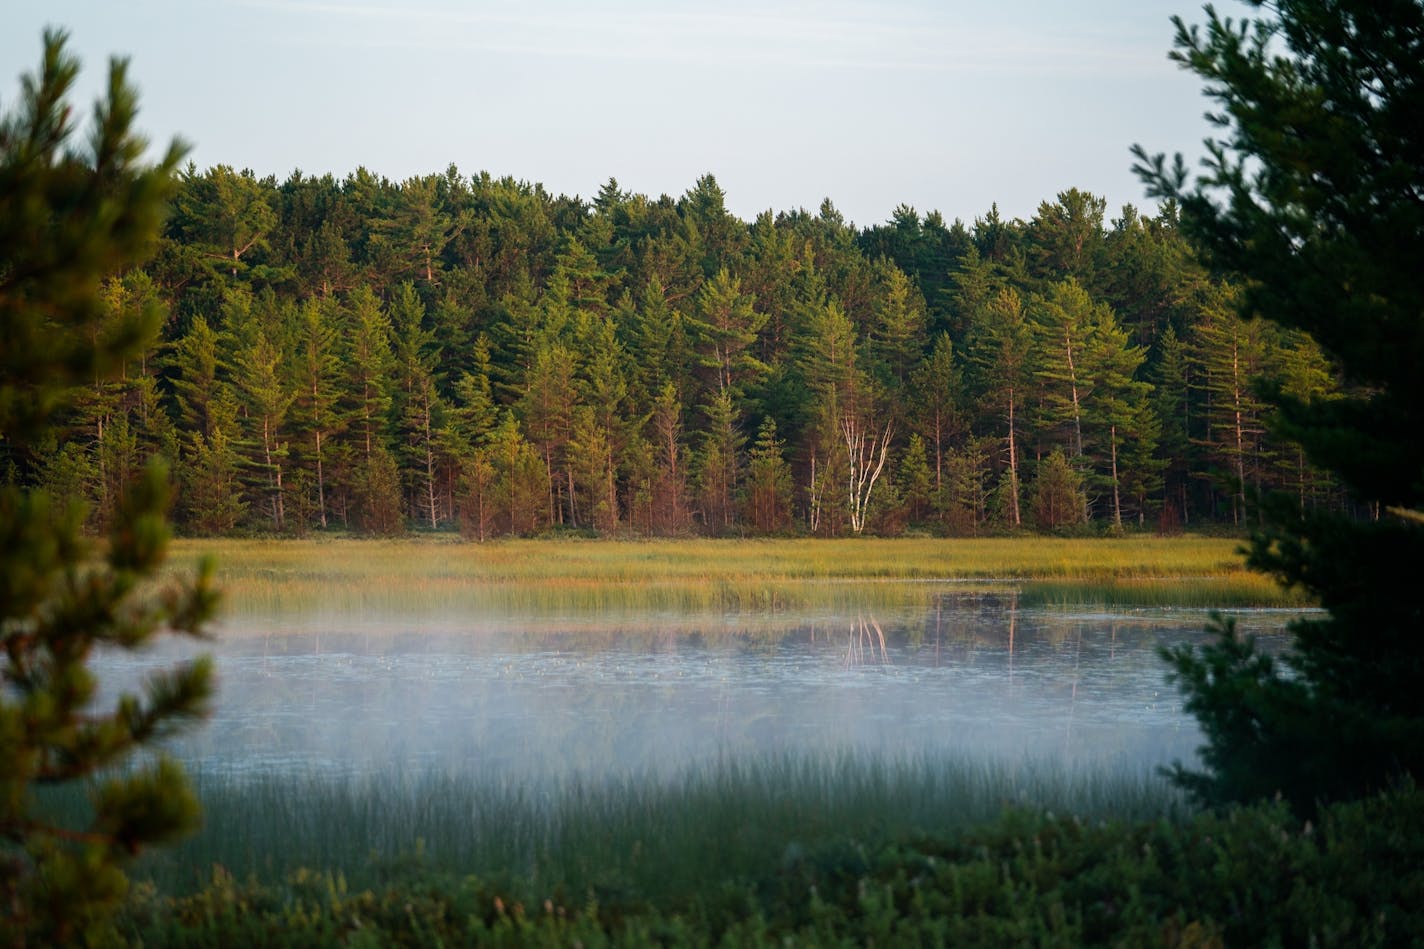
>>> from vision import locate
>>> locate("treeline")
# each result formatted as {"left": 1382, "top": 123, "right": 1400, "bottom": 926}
{"left": 20, "top": 165, "right": 1347, "bottom": 537}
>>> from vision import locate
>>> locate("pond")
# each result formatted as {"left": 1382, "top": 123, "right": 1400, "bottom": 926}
{"left": 96, "top": 595, "right": 1297, "bottom": 780}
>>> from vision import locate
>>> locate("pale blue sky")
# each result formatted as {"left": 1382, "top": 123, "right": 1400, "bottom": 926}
{"left": 4, "top": 0, "right": 1249, "bottom": 226}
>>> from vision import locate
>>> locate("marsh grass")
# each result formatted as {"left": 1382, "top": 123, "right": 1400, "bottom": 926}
{"left": 106, "top": 754, "right": 1184, "bottom": 904}
{"left": 1018, "top": 574, "right": 1312, "bottom": 609}
{"left": 170, "top": 536, "right": 1295, "bottom": 621}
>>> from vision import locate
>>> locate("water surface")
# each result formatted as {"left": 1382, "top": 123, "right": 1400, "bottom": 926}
{"left": 96, "top": 595, "right": 1296, "bottom": 780}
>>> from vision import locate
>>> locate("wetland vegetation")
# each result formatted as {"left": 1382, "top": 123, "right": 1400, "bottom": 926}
{"left": 174, "top": 534, "right": 1306, "bottom": 619}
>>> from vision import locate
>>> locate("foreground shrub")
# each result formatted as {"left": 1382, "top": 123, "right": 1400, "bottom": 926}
{"left": 119, "top": 783, "right": 1423, "bottom": 946}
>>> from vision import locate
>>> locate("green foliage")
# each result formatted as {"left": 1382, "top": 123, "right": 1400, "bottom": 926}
{"left": 743, "top": 416, "right": 792, "bottom": 533}
{"left": 1137, "top": 0, "right": 1424, "bottom": 810}
{"left": 0, "top": 30, "right": 218, "bottom": 943}
{"left": 10, "top": 15, "right": 1373, "bottom": 542}
{"left": 111, "top": 781, "right": 1424, "bottom": 946}
{"left": 1030, "top": 449, "right": 1086, "bottom": 532}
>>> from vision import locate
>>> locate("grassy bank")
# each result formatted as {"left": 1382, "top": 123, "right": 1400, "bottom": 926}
{"left": 110, "top": 755, "right": 1179, "bottom": 900}
{"left": 169, "top": 535, "right": 1306, "bottom": 618}
{"left": 108, "top": 775, "right": 1423, "bottom": 946}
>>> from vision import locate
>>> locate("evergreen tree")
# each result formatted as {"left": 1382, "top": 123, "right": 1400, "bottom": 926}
{"left": 941, "top": 436, "right": 993, "bottom": 535}
{"left": 290, "top": 297, "right": 344, "bottom": 530}
{"left": 1030, "top": 448, "right": 1087, "bottom": 532}
{"left": 1191, "top": 287, "right": 1271, "bottom": 526}
{"left": 168, "top": 316, "right": 225, "bottom": 438}
{"left": 388, "top": 282, "right": 445, "bottom": 529}
{"left": 367, "top": 174, "right": 454, "bottom": 287}
{"left": 1079, "top": 296, "right": 1157, "bottom": 527}
{"left": 686, "top": 267, "right": 767, "bottom": 404}
{"left": 648, "top": 382, "right": 691, "bottom": 534}
{"left": 182, "top": 401, "right": 246, "bottom": 534}
{"left": 909, "top": 332, "right": 963, "bottom": 496}
{"left": 0, "top": 32, "right": 217, "bottom": 943}
{"left": 1136, "top": 0, "right": 1424, "bottom": 812}
{"left": 1030, "top": 278, "right": 1099, "bottom": 464}
{"left": 1151, "top": 324, "right": 1193, "bottom": 528}
{"left": 568, "top": 406, "right": 618, "bottom": 533}
{"left": 744, "top": 415, "right": 793, "bottom": 533}
{"left": 169, "top": 163, "right": 277, "bottom": 282}
{"left": 1028, "top": 188, "right": 1107, "bottom": 284}
{"left": 489, "top": 412, "right": 546, "bottom": 535}
{"left": 351, "top": 443, "right": 404, "bottom": 534}
{"left": 519, "top": 340, "right": 578, "bottom": 526}
{"left": 866, "top": 260, "right": 926, "bottom": 392}
{"left": 228, "top": 303, "right": 294, "bottom": 531}
{"left": 694, "top": 387, "right": 744, "bottom": 533}
{"left": 898, "top": 433, "right": 934, "bottom": 525}
{"left": 965, "top": 287, "right": 1033, "bottom": 527}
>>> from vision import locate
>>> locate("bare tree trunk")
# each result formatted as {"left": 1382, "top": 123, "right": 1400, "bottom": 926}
{"left": 843, "top": 416, "right": 893, "bottom": 534}
{"left": 1065, "top": 331, "right": 1083, "bottom": 459}
{"left": 1110, "top": 424, "right": 1122, "bottom": 528}
{"left": 314, "top": 427, "right": 328, "bottom": 529}
{"left": 808, "top": 450, "right": 823, "bottom": 534}
{"left": 262, "top": 414, "right": 284, "bottom": 531}
{"left": 1232, "top": 339, "right": 1246, "bottom": 526}
{"left": 1007, "top": 387, "right": 1022, "bottom": 527}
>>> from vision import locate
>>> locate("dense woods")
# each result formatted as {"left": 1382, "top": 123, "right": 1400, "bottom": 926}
{"left": 14, "top": 165, "right": 1349, "bottom": 537}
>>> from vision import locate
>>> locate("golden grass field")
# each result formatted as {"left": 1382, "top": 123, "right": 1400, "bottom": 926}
{"left": 167, "top": 534, "right": 1306, "bottom": 620}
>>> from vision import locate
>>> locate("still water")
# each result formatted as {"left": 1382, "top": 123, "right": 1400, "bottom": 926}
{"left": 96, "top": 596, "right": 1296, "bottom": 779}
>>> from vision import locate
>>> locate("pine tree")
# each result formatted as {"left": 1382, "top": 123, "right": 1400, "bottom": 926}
{"left": 182, "top": 390, "right": 246, "bottom": 534}
{"left": 290, "top": 297, "right": 344, "bottom": 530}
{"left": 1, "top": 32, "right": 217, "bottom": 943}
{"left": 694, "top": 387, "right": 744, "bottom": 533}
{"left": 686, "top": 267, "right": 767, "bottom": 404}
{"left": 744, "top": 416, "right": 793, "bottom": 533}
{"left": 1030, "top": 448, "right": 1087, "bottom": 532}
{"left": 965, "top": 287, "right": 1033, "bottom": 527}
{"left": 1191, "top": 287, "right": 1271, "bottom": 526}
{"left": 909, "top": 332, "right": 963, "bottom": 496}
{"left": 228, "top": 304, "right": 295, "bottom": 531}
{"left": 568, "top": 406, "right": 618, "bottom": 533}
{"left": 169, "top": 163, "right": 277, "bottom": 282}
{"left": 1136, "top": 0, "right": 1424, "bottom": 812}
{"left": 1151, "top": 324, "right": 1193, "bottom": 528}
{"left": 388, "top": 282, "right": 445, "bottom": 529}
{"left": 1079, "top": 296, "right": 1157, "bottom": 527}
{"left": 866, "top": 260, "right": 926, "bottom": 391}
{"left": 648, "top": 383, "right": 691, "bottom": 535}
{"left": 898, "top": 433, "right": 935, "bottom": 525}
{"left": 489, "top": 412, "right": 546, "bottom": 535}
{"left": 941, "top": 436, "right": 993, "bottom": 535}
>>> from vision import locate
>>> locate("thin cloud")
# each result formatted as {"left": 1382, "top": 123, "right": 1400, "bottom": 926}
{"left": 233, "top": 0, "right": 1170, "bottom": 77}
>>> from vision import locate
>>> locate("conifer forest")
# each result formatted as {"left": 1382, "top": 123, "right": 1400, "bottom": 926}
{"left": 30, "top": 166, "right": 1346, "bottom": 538}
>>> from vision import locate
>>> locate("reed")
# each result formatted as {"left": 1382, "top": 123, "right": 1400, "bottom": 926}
{"left": 167, "top": 535, "right": 1295, "bottom": 621}
{"left": 113, "top": 754, "right": 1184, "bottom": 904}
{"left": 1017, "top": 574, "right": 1313, "bottom": 609}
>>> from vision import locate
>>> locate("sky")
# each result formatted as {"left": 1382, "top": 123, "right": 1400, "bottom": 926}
{"left": 4, "top": 0, "right": 1251, "bottom": 228}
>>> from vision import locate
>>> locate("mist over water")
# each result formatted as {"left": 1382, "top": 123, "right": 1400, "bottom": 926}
{"left": 94, "top": 597, "right": 1296, "bottom": 782}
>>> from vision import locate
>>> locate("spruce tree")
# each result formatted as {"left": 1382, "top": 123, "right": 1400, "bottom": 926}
{"left": 1, "top": 32, "right": 217, "bottom": 943}
{"left": 1136, "top": 0, "right": 1424, "bottom": 812}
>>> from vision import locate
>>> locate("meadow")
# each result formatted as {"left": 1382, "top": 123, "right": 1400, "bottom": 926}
{"left": 169, "top": 533, "right": 1307, "bottom": 621}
